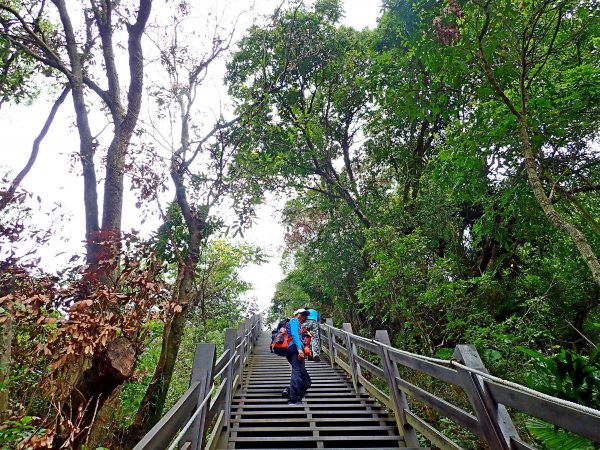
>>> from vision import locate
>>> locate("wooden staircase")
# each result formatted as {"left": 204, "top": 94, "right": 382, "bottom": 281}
{"left": 219, "top": 332, "right": 417, "bottom": 450}
{"left": 134, "top": 316, "right": 600, "bottom": 450}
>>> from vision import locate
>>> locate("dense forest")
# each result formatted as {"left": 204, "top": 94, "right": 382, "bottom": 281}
{"left": 0, "top": 0, "right": 599, "bottom": 448}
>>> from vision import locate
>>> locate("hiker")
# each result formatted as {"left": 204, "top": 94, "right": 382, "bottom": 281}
{"left": 282, "top": 308, "right": 312, "bottom": 405}
{"left": 303, "top": 307, "right": 321, "bottom": 361}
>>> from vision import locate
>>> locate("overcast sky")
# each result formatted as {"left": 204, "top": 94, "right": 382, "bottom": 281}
{"left": 0, "top": 0, "right": 381, "bottom": 313}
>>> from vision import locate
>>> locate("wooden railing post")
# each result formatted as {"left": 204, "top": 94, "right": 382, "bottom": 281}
{"left": 251, "top": 314, "right": 261, "bottom": 346}
{"left": 181, "top": 343, "right": 215, "bottom": 450}
{"left": 236, "top": 321, "right": 246, "bottom": 390}
{"left": 243, "top": 319, "right": 251, "bottom": 364}
{"left": 342, "top": 323, "right": 363, "bottom": 393}
{"left": 325, "top": 318, "right": 336, "bottom": 368}
{"left": 248, "top": 316, "right": 256, "bottom": 346}
{"left": 249, "top": 317, "right": 256, "bottom": 351}
{"left": 223, "top": 329, "right": 237, "bottom": 430}
{"left": 374, "top": 330, "right": 420, "bottom": 448}
{"left": 453, "top": 345, "right": 519, "bottom": 450}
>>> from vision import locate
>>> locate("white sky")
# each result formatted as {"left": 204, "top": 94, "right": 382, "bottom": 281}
{"left": 0, "top": 0, "right": 381, "bottom": 313}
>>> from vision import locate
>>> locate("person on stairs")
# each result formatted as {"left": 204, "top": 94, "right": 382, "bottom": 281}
{"left": 282, "top": 308, "right": 312, "bottom": 405}
{"left": 303, "top": 307, "right": 320, "bottom": 361}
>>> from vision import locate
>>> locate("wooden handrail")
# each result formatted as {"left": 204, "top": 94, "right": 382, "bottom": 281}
{"left": 320, "top": 320, "right": 600, "bottom": 449}
{"left": 133, "top": 313, "right": 262, "bottom": 450}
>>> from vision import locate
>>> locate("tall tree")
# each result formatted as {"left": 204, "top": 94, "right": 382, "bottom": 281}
{"left": 125, "top": 5, "right": 255, "bottom": 438}
{"left": 0, "top": 0, "right": 153, "bottom": 446}
{"left": 227, "top": 0, "right": 374, "bottom": 228}
{"left": 455, "top": 0, "right": 600, "bottom": 284}
{"left": 0, "top": 0, "right": 152, "bottom": 265}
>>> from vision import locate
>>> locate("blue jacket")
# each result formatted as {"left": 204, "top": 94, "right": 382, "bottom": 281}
{"left": 286, "top": 317, "right": 304, "bottom": 350}
{"left": 306, "top": 309, "right": 319, "bottom": 321}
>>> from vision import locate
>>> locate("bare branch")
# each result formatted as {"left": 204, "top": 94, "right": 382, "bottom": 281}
{"left": 0, "top": 85, "right": 70, "bottom": 212}
{"left": 184, "top": 117, "right": 240, "bottom": 170}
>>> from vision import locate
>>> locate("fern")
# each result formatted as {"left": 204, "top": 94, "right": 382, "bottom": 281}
{"left": 527, "top": 418, "right": 594, "bottom": 450}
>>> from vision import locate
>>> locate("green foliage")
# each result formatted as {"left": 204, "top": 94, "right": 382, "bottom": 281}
{"left": 154, "top": 203, "right": 191, "bottom": 263}
{"left": 520, "top": 347, "right": 600, "bottom": 407}
{"left": 458, "top": 314, "right": 549, "bottom": 380}
{"left": 117, "top": 238, "right": 261, "bottom": 428}
{"left": 226, "top": 1, "right": 374, "bottom": 235}
{"left": 0, "top": 42, "right": 40, "bottom": 106}
{"left": 268, "top": 272, "right": 311, "bottom": 324}
{"left": 520, "top": 347, "right": 600, "bottom": 449}
{"left": 260, "top": 0, "right": 600, "bottom": 384}
{"left": 526, "top": 417, "right": 594, "bottom": 450}
{"left": 193, "top": 239, "right": 264, "bottom": 321}
{"left": 0, "top": 0, "right": 60, "bottom": 106}
{"left": 163, "top": 310, "right": 229, "bottom": 411}
{"left": 0, "top": 416, "right": 45, "bottom": 449}
{"left": 154, "top": 203, "right": 227, "bottom": 264}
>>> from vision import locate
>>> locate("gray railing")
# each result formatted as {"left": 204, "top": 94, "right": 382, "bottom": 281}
{"left": 133, "top": 314, "right": 262, "bottom": 450}
{"left": 320, "top": 319, "right": 600, "bottom": 450}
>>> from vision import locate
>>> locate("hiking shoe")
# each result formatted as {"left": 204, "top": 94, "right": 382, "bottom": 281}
{"left": 287, "top": 400, "right": 303, "bottom": 406}
{"left": 281, "top": 388, "right": 289, "bottom": 398}
{"left": 313, "top": 354, "right": 320, "bottom": 362}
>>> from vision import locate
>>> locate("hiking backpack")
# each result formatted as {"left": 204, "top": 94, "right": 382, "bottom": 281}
{"left": 272, "top": 320, "right": 293, "bottom": 356}
{"left": 271, "top": 320, "right": 310, "bottom": 357}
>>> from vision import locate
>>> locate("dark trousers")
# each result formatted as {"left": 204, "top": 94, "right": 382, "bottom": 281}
{"left": 285, "top": 345, "right": 311, "bottom": 401}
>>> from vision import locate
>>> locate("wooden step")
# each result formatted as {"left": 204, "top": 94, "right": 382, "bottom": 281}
{"left": 218, "top": 448, "right": 424, "bottom": 450}
{"left": 232, "top": 399, "right": 378, "bottom": 406}
{"left": 228, "top": 436, "right": 404, "bottom": 443}
{"left": 232, "top": 404, "right": 382, "bottom": 411}
{"left": 232, "top": 425, "right": 398, "bottom": 435}
{"left": 230, "top": 417, "right": 396, "bottom": 425}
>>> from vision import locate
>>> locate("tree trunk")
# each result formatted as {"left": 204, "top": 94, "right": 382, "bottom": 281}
{"left": 411, "top": 119, "right": 429, "bottom": 201}
{"left": 0, "top": 315, "right": 12, "bottom": 421}
{"left": 125, "top": 307, "right": 188, "bottom": 446}
{"left": 85, "top": 387, "right": 122, "bottom": 450}
{"left": 53, "top": 0, "right": 102, "bottom": 264}
{"left": 56, "top": 337, "right": 136, "bottom": 449}
{"left": 126, "top": 260, "right": 197, "bottom": 444}
{"left": 127, "top": 162, "right": 204, "bottom": 443}
{"left": 518, "top": 116, "right": 600, "bottom": 286}
{"left": 100, "top": 0, "right": 150, "bottom": 237}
